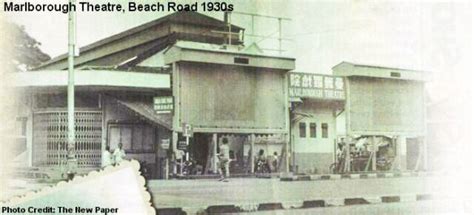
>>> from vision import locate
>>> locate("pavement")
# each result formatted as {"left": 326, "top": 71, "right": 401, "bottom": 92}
{"left": 147, "top": 175, "right": 453, "bottom": 213}
{"left": 1, "top": 179, "right": 57, "bottom": 202}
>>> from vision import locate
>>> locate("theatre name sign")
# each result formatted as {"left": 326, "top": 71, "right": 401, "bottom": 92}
{"left": 289, "top": 72, "right": 345, "bottom": 100}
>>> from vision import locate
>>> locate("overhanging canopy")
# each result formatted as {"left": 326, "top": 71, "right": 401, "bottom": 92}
{"left": 9, "top": 70, "right": 170, "bottom": 89}
{"left": 116, "top": 98, "right": 172, "bottom": 130}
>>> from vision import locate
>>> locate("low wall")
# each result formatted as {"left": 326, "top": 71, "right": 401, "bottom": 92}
{"left": 294, "top": 152, "right": 334, "bottom": 174}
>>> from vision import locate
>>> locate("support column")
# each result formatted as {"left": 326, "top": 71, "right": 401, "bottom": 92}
{"left": 344, "top": 137, "right": 351, "bottom": 172}
{"left": 164, "top": 158, "right": 169, "bottom": 180}
{"left": 399, "top": 136, "right": 407, "bottom": 171}
{"left": 250, "top": 134, "right": 255, "bottom": 174}
{"left": 172, "top": 131, "right": 178, "bottom": 175}
{"left": 291, "top": 134, "right": 296, "bottom": 173}
{"left": 212, "top": 133, "right": 218, "bottom": 174}
{"left": 394, "top": 136, "right": 402, "bottom": 171}
{"left": 371, "top": 136, "right": 377, "bottom": 171}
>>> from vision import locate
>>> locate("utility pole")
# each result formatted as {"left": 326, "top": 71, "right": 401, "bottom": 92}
{"left": 66, "top": 0, "right": 77, "bottom": 179}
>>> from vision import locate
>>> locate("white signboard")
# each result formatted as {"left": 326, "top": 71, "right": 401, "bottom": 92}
{"left": 160, "top": 139, "right": 170, "bottom": 150}
{"left": 182, "top": 123, "right": 193, "bottom": 138}
{"left": 289, "top": 73, "right": 345, "bottom": 100}
{"left": 153, "top": 96, "right": 173, "bottom": 114}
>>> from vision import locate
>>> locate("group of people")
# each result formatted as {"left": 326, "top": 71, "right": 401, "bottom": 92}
{"left": 101, "top": 143, "right": 127, "bottom": 168}
{"left": 217, "top": 137, "right": 280, "bottom": 182}
{"left": 255, "top": 149, "right": 279, "bottom": 173}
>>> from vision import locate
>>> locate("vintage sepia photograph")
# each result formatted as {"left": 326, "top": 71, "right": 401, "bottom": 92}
{"left": 0, "top": 0, "right": 472, "bottom": 214}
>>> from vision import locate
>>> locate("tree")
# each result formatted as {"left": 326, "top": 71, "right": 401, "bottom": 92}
{"left": 0, "top": 19, "right": 51, "bottom": 72}
{"left": 0, "top": 18, "right": 51, "bottom": 167}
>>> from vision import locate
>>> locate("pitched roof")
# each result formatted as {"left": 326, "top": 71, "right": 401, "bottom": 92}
{"left": 35, "top": 12, "right": 244, "bottom": 70}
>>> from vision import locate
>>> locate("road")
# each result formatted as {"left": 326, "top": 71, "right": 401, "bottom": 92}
{"left": 237, "top": 199, "right": 471, "bottom": 214}
{"left": 146, "top": 176, "right": 452, "bottom": 210}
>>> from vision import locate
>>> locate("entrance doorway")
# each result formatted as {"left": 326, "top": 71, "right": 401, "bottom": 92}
{"left": 187, "top": 133, "right": 248, "bottom": 175}
{"left": 32, "top": 110, "right": 102, "bottom": 168}
{"left": 189, "top": 133, "right": 210, "bottom": 174}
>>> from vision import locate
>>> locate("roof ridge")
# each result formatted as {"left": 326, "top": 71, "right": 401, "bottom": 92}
{"left": 34, "top": 12, "right": 244, "bottom": 70}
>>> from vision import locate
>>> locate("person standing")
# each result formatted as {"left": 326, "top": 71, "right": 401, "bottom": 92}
{"left": 113, "top": 143, "right": 126, "bottom": 165}
{"left": 101, "top": 146, "right": 112, "bottom": 168}
{"left": 218, "top": 138, "right": 230, "bottom": 182}
{"left": 272, "top": 151, "right": 279, "bottom": 172}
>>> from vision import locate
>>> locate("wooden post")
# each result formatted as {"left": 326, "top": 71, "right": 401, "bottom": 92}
{"left": 344, "top": 138, "right": 351, "bottom": 172}
{"left": 172, "top": 131, "right": 178, "bottom": 175}
{"left": 185, "top": 136, "right": 189, "bottom": 161}
{"left": 164, "top": 158, "right": 169, "bottom": 180}
{"left": 171, "top": 61, "right": 180, "bottom": 176}
{"left": 212, "top": 133, "right": 218, "bottom": 174}
{"left": 291, "top": 134, "right": 296, "bottom": 173}
{"left": 392, "top": 136, "right": 402, "bottom": 171}
{"left": 250, "top": 134, "right": 255, "bottom": 174}
{"left": 372, "top": 136, "right": 377, "bottom": 171}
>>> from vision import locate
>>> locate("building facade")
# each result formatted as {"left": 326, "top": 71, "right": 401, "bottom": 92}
{"left": 288, "top": 72, "right": 345, "bottom": 174}
{"left": 9, "top": 12, "right": 427, "bottom": 178}
{"left": 11, "top": 12, "right": 296, "bottom": 178}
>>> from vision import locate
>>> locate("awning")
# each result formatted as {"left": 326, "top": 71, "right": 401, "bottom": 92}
{"left": 116, "top": 98, "right": 172, "bottom": 130}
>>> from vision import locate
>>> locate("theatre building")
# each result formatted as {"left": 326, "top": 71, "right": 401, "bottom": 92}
{"left": 11, "top": 12, "right": 295, "bottom": 178}
{"left": 288, "top": 72, "right": 345, "bottom": 174}
{"left": 10, "top": 12, "right": 426, "bottom": 178}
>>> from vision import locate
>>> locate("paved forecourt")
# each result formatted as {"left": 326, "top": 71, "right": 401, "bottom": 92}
{"left": 147, "top": 175, "right": 447, "bottom": 214}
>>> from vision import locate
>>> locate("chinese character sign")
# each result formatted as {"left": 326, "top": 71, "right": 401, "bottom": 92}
{"left": 289, "top": 73, "right": 345, "bottom": 100}
{"left": 154, "top": 96, "right": 174, "bottom": 114}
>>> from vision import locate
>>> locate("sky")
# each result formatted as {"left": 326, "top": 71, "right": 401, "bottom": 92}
{"left": 5, "top": 0, "right": 473, "bottom": 101}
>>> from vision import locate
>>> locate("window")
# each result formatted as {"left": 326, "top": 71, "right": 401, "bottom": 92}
{"left": 299, "top": 122, "right": 306, "bottom": 138}
{"left": 309, "top": 123, "right": 317, "bottom": 138}
{"left": 321, "top": 123, "right": 329, "bottom": 138}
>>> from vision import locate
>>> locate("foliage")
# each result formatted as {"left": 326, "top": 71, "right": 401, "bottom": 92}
{"left": 0, "top": 18, "right": 51, "bottom": 72}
